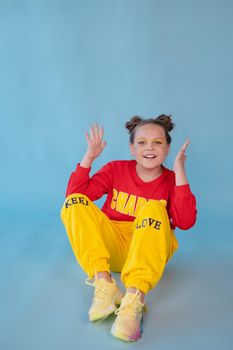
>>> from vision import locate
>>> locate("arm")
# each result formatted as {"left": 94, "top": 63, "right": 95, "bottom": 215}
{"left": 173, "top": 139, "right": 190, "bottom": 186}
{"left": 169, "top": 184, "right": 197, "bottom": 230}
{"left": 66, "top": 124, "right": 109, "bottom": 199}
{"left": 80, "top": 124, "right": 107, "bottom": 168}
{"left": 170, "top": 139, "right": 197, "bottom": 229}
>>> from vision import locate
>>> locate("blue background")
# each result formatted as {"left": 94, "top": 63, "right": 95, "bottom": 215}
{"left": 1, "top": 1, "right": 232, "bottom": 349}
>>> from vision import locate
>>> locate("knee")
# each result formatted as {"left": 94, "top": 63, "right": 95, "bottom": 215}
{"left": 137, "top": 199, "right": 167, "bottom": 217}
{"left": 63, "top": 193, "right": 91, "bottom": 209}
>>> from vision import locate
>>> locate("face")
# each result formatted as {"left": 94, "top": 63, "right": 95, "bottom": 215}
{"left": 130, "top": 123, "right": 170, "bottom": 170}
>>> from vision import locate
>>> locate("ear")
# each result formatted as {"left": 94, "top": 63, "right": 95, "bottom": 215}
{"left": 129, "top": 143, "right": 135, "bottom": 156}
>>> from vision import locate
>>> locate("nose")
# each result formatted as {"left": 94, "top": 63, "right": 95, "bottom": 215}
{"left": 146, "top": 143, "right": 154, "bottom": 150}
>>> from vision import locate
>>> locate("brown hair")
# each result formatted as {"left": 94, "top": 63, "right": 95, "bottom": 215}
{"left": 125, "top": 114, "right": 175, "bottom": 144}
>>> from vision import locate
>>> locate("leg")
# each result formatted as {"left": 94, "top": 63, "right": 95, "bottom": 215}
{"left": 60, "top": 193, "right": 132, "bottom": 321}
{"left": 111, "top": 200, "right": 178, "bottom": 341}
{"left": 121, "top": 200, "right": 178, "bottom": 294}
{"left": 61, "top": 193, "right": 132, "bottom": 277}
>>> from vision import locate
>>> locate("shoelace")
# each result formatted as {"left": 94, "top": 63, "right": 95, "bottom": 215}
{"left": 85, "top": 277, "right": 95, "bottom": 287}
{"left": 85, "top": 277, "right": 108, "bottom": 300}
{"left": 115, "top": 290, "right": 143, "bottom": 319}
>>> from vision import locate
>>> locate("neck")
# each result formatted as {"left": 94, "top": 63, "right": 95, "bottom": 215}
{"left": 136, "top": 164, "right": 163, "bottom": 182}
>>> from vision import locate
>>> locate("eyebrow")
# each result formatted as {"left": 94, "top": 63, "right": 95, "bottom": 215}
{"left": 136, "top": 137, "right": 164, "bottom": 141}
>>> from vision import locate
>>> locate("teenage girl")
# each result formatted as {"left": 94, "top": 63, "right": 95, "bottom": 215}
{"left": 61, "top": 115, "right": 197, "bottom": 342}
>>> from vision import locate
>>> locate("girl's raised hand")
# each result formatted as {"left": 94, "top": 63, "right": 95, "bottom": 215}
{"left": 85, "top": 124, "right": 107, "bottom": 160}
{"left": 173, "top": 139, "right": 190, "bottom": 173}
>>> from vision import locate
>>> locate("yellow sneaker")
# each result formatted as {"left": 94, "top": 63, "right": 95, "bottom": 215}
{"left": 110, "top": 290, "right": 144, "bottom": 341}
{"left": 85, "top": 276, "right": 124, "bottom": 321}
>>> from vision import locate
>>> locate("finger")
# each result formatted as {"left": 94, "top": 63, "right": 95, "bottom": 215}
{"left": 89, "top": 125, "right": 94, "bottom": 140}
{"left": 180, "top": 139, "right": 190, "bottom": 154}
{"left": 99, "top": 125, "right": 104, "bottom": 141}
{"left": 93, "top": 123, "right": 102, "bottom": 141}
{"left": 85, "top": 131, "right": 90, "bottom": 141}
{"left": 90, "top": 124, "right": 99, "bottom": 141}
{"left": 85, "top": 131, "right": 91, "bottom": 144}
{"left": 101, "top": 140, "right": 107, "bottom": 149}
{"left": 90, "top": 124, "right": 96, "bottom": 140}
{"left": 183, "top": 139, "right": 190, "bottom": 150}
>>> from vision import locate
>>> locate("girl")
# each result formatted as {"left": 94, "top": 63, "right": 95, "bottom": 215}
{"left": 61, "top": 115, "right": 197, "bottom": 342}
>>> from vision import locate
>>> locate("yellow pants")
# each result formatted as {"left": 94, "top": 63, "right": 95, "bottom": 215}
{"left": 61, "top": 193, "right": 178, "bottom": 294}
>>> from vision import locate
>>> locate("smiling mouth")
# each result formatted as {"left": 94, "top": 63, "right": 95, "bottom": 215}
{"left": 143, "top": 155, "right": 156, "bottom": 159}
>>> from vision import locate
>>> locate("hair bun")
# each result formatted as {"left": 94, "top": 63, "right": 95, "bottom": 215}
{"left": 125, "top": 115, "right": 143, "bottom": 134}
{"left": 155, "top": 114, "right": 175, "bottom": 132}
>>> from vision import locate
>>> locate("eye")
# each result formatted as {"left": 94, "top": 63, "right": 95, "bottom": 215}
{"left": 154, "top": 141, "right": 162, "bottom": 145}
{"left": 138, "top": 141, "right": 145, "bottom": 145}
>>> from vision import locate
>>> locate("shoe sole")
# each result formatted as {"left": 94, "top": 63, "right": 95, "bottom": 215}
{"left": 111, "top": 316, "right": 143, "bottom": 342}
{"left": 89, "top": 291, "right": 124, "bottom": 322}
{"left": 89, "top": 304, "right": 117, "bottom": 321}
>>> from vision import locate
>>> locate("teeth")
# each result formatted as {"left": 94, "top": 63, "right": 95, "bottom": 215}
{"left": 145, "top": 155, "right": 155, "bottom": 158}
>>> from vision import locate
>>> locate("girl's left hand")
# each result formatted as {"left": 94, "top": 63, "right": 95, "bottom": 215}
{"left": 173, "top": 139, "right": 190, "bottom": 173}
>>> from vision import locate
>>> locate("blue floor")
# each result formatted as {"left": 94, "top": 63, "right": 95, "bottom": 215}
{"left": 1, "top": 0, "right": 233, "bottom": 348}
{"left": 1, "top": 211, "right": 232, "bottom": 350}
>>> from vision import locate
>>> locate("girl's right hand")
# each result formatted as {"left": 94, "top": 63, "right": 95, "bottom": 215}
{"left": 84, "top": 124, "right": 107, "bottom": 161}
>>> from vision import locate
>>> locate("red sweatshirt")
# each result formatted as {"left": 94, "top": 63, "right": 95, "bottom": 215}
{"left": 66, "top": 160, "right": 197, "bottom": 230}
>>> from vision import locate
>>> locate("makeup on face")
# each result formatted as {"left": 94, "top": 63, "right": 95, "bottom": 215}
{"left": 136, "top": 137, "right": 164, "bottom": 145}
{"left": 133, "top": 124, "right": 167, "bottom": 144}
{"left": 130, "top": 124, "right": 170, "bottom": 161}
